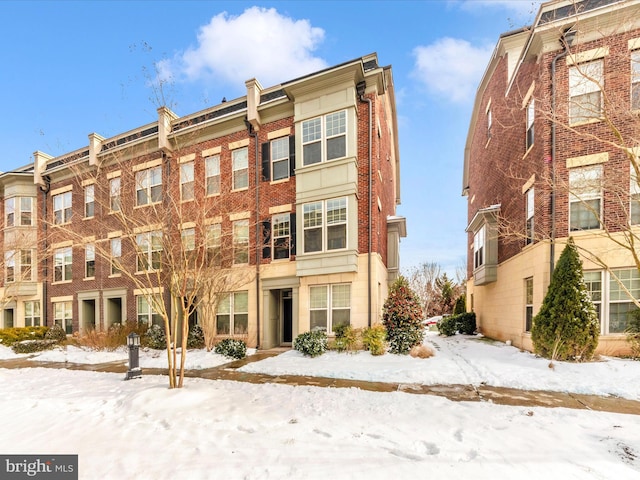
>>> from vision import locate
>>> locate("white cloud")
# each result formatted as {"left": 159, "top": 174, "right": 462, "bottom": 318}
{"left": 412, "top": 38, "right": 494, "bottom": 104}
{"left": 163, "top": 7, "right": 328, "bottom": 88}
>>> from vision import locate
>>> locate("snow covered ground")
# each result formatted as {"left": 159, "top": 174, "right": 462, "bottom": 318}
{"left": 1, "top": 332, "right": 639, "bottom": 478}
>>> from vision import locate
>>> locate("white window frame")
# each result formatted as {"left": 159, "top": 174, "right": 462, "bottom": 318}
{"left": 136, "top": 166, "right": 162, "bottom": 206}
{"left": 584, "top": 268, "right": 640, "bottom": 335}
{"left": 54, "top": 301, "right": 72, "bottom": 335}
{"left": 525, "top": 277, "right": 533, "bottom": 332}
{"left": 205, "top": 155, "right": 221, "bottom": 196}
{"left": 206, "top": 223, "right": 222, "bottom": 266}
{"left": 526, "top": 188, "right": 535, "bottom": 245}
{"left": 180, "top": 161, "right": 194, "bottom": 201}
{"left": 20, "top": 197, "right": 33, "bottom": 226}
{"left": 5, "top": 197, "right": 14, "bottom": 227}
{"left": 20, "top": 249, "right": 32, "bottom": 281}
{"left": 136, "top": 296, "right": 163, "bottom": 327}
{"left": 216, "top": 291, "right": 249, "bottom": 335}
{"left": 631, "top": 163, "right": 640, "bottom": 225}
{"left": 631, "top": 50, "right": 640, "bottom": 110}
{"left": 232, "top": 148, "right": 249, "bottom": 191}
{"left": 5, "top": 250, "right": 15, "bottom": 283}
{"left": 569, "top": 165, "right": 602, "bottom": 231}
{"left": 302, "top": 110, "right": 347, "bottom": 166}
{"left": 272, "top": 213, "right": 291, "bottom": 260}
{"left": 84, "top": 184, "right": 95, "bottom": 218}
{"left": 271, "top": 137, "right": 290, "bottom": 181}
{"left": 302, "top": 197, "right": 347, "bottom": 253}
{"left": 182, "top": 227, "right": 196, "bottom": 252}
{"left": 309, "top": 284, "right": 351, "bottom": 332}
{"left": 54, "top": 247, "right": 72, "bottom": 282}
{"left": 526, "top": 98, "right": 535, "bottom": 149}
{"left": 569, "top": 59, "right": 603, "bottom": 125}
{"left": 473, "top": 225, "right": 485, "bottom": 269}
{"left": 110, "top": 237, "right": 122, "bottom": 276}
{"left": 24, "top": 300, "right": 41, "bottom": 327}
{"left": 233, "top": 220, "right": 249, "bottom": 265}
{"left": 136, "top": 231, "right": 162, "bottom": 272}
{"left": 110, "top": 176, "right": 121, "bottom": 212}
{"left": 85, "top": 244, "right": 95, "bottom": 278}
{"left": 487, "top": 108, "right": 493, "bottom": 140}
{"left": 584, "top": 270, "right": 603, "bottom": 326}
{"left": 53, "top": 191, "right": 72, "bottom": 225}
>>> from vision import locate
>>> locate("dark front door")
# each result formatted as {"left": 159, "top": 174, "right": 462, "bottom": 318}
{"left": 282, "top": 295, "right": 293, "bottom": 344}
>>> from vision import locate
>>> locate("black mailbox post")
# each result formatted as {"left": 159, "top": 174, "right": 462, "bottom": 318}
{"left": 125, "top": 332, "right": 142, "bottom": 380}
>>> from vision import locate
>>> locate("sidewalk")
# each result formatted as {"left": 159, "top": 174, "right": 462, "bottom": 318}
{"left": 2, "top": 352, "right": 639, "bottom": 416}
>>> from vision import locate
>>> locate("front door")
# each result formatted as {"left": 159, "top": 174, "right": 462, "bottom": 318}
{"left": 282, "top": 291, "right": 293, "bottom": 344}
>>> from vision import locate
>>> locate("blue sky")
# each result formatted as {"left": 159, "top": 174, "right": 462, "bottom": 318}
{"left": 0, "top": 0, "right": 539, "bottom": 276}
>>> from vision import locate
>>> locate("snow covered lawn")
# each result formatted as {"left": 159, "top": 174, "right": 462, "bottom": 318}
{"left": 2, "top": 332, "right": 640, "bottom": 478}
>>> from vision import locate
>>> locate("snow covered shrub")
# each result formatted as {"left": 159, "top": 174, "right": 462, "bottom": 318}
{"left": 362, "top": 325, "right": 387, "bottom": 355}
{"left": 331, "top": 324, "right": 359, "bottom": 353}
{"left": 626, "top": 309, "right": 640, "bottom": 359}
{"left": 12, "top": 339, "right": 58, "bottom": 354}
{"left": 410, "top": 344, "right": 435, "bottom": 359}
{"left": 437, "top": 316, "right": 457, "bottom": 336}
{"left": 144, "top": 324, "right": 166, "bottom": 350}
{"left": 187, "top": 325, "right": 205, "bottom": 349}
{"left": 44, "top": 324, "right": 67, "bottom": 343}
{"left": 531, "top": 239, "right": 599, "bottom": 362}
{"left": 382, "top": 276, "right": 424, "bottom": 354}
{"left": 0, "top": 326, "right": 48, "bottom": 346}
{"left": 455, "top": 312, "right": 476, "bottom": 335}
{"left": 214, "top": 338, "right": 247, "bottom": 359}
{"left": 293, "top": 330, "right": 327, "bottom": 357}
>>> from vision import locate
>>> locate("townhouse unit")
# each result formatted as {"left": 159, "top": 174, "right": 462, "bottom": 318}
{"left": 2, "top": 53, "right": 405, "bottom": 349}
{"left": 463, "top": 0, "right": 640, "bottom": 355}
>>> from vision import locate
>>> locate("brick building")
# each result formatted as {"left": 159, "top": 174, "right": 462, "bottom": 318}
{"left": 3, "top": 53, "right": 406, "bottom": 349}
{"left": 463, "top": 0, "right": 640, "bottom": 355}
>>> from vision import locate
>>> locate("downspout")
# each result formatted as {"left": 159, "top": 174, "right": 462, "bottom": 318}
{"left": 357, "top": 81, "right": 372, "bottom": 327}
{"left": 246, "top": 120, "right": 261, "bottom": 349}
{"left": 550, "top": 29, "right": 575, "bottom": 282}
{"left": 39, "top": 176, "right": 51, "bottom": 327}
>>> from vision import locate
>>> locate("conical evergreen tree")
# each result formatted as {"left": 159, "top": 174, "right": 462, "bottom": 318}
{"left": 531, "top": 238, "right": 600, "bottom": 361}
{"left": 382, "top": 276, "right": 424, "bottom": 354}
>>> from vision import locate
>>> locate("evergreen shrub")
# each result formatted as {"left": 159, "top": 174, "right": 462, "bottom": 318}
{"left": 144, "top": 325, "right": 167, "bottom": 350}
{"left": 293, "top": 330, "right": 327, "bottom": 357}
{"left": 44, "top": 324, "right": 67, "bottom": 343}
{"left": 453, "top": 294, "right": 467, "bottom": 315}
{"left": 437, "top": 316, "right": 458, "bottom": 336}
{"left": 214, "top": 338, "right": 247, "bottom": 359}
{"left": 626, "top": 309, "right": 640, "bottom": 359}
{"left": 382, "top": 276, "right": 424, "bottom": 354}
{"left": 0, "top": 326, "right": 48, "bottom": 346}
{"left": 187, "top": 325, "right": 205, "bottom": 349}
{"left": 456, "top": 312, "right": 476, "bottom": 335}
{"left": 12, "top": 339, "right": 58, "bottom": 354}
{"left": 331, "top": 324, "right": 358, "bottom": 353}
{"left": 362, "top": 325, "right": 387, "bottom": 356}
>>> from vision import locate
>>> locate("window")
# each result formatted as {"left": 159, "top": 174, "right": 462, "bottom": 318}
{"left": 111, "top": 237, "right": 121, "bottom": 275}
{"left": 216, "top": 291, "right": 248, "bottom": 335}
{"left": 632, "top": 50, "right": 640, "bottom": 110}
{"left": 182, "top": 227, "right": 195, "bottom": 252}
{"left": 525, "top": 277, "right": 533, "bottom": 332}
{"left": 6, "top": 197, "right": 33, "bottom": 227}
{"left": 233, "top": 220, "right": 249, "bottom": 264}
{"left": 584, "top": 271, "right": 602, "bottom": 323}
{"left": 303, "top": 197, "right": 347, "bottom": 253}
{"left": 302, "top": 110, "right": 346, "bottom": 166}
{"left": 24, "top": 301, "right": 40, "bottom": 327}
{"left": 609, "top": 269, "right": 640, "bottom": 333}
{"left": 85, "top": 244, "right": 95, "bottom": 278}
{"left": 232, "top": 148, "right": 249, "bottom": 190}
{"left": 273, "top": 213, "right": 291, "bottom": 260}
{"left": 5, "top": 251, "right": 14, "bottom": 283}
{"left": 487, "top": 108, "right": 492, "bottom": 140}
{"left": 631, "top": 164, "right": 640, "bottom": 225}
{"left": 20, "top": 249, "right": 32, "bottom": 281}
{"left": 569, "top": 165, "right": 602, "bottom": 231}
{"left": 84, "top": 184, "right": 94, "bottom": 218}
{"left": 473, "top": 225, "right": 485, "bottom": 269}
{"left": 205, "top": 155, "right": 220, "bottom": 196}
{"left": 271, "top": 137, "right": 290, "bottom": 181}
{"left": 136, "top": 166, "right": 162, "bottom": 206}
{"left": 136, "top": 231, "right": 162, "bottom": 271}
{"left": 526, "top": 188, "right": 534, "bottom": 245}
{"left": 54, "top": 247, "right": 72, "bottom": 282}
{"left": 54, "top": 301, "right": 72, "bottom": 335}
{"left": 53, "top": 191, "right": 72, "bottom": 224}
{"left": 206, "top": 223, "right": 221, "bottom": 266}
{"left": 309, "top": 284, "right": 351, "bottom": 332}
{"left": 110, "top": 177, "right": 121, "bottom": 212}
{"left": 569, "top": 59, "right": 603, "bottom": 124}
{"left": 180, "top": 161, "right": 194, "bottom": 201}
{"left": 526, "top": 98, "right": 535, "bottom": 149}
{"left": 137, "top": 296, "right": 162, "bottom": 327}
{"left": 5, "top": 198, "right": 14, "bottom": 227}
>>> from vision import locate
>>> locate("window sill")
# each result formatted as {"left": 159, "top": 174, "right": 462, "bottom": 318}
{"left": 134, "top": 202, "right": 161, "bottom": 209}
{"left": 181, "top": 198, "right": 195, "bottom": 203}
{"left": 270, "top": 178, "right": 290, "bottom": 185}
{"left": 84, "top": 277, "right": 95, "bottom": 281}
{"left": 108, "top": 210, "right": 122, "bottom": 215}
{"left": 569, "top": 117, "right": 603, "bottom": 127}
{"left": 206, "top": 193, "right": 221, "bottom": 198}
{"left": 108, "top": 274, "right": 122, "bottom": 278}
{"left": 231, "top": 187, "right": 249, "bottom": 193}
{"left": 52, "top": 280, "right": 72, "bottom": 285}
{"left": 83, "top": 216, "right": 94, "bottom": 221}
